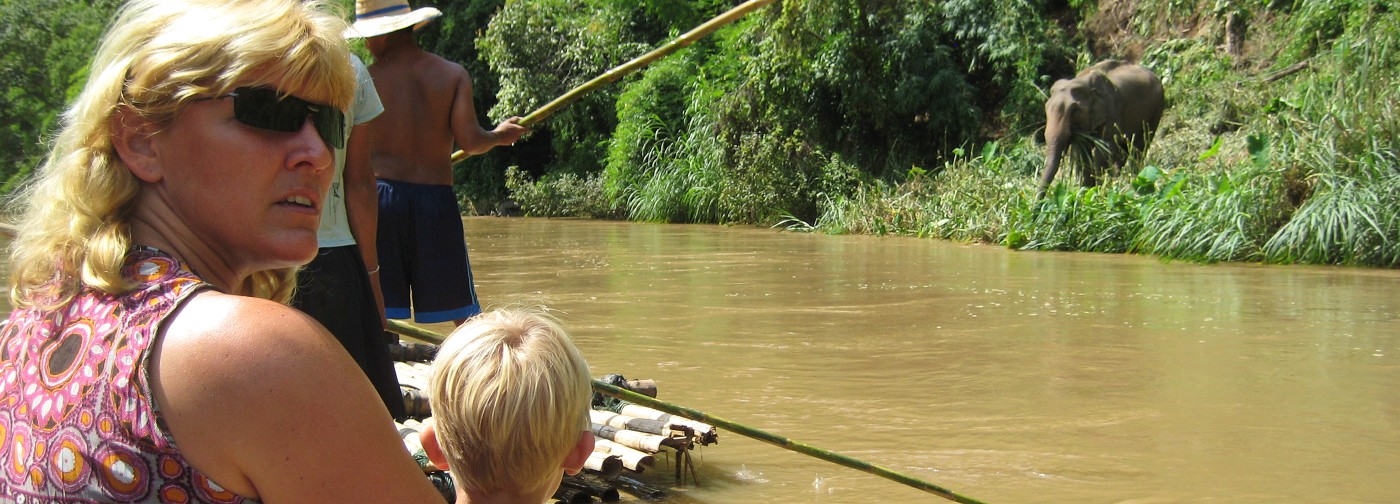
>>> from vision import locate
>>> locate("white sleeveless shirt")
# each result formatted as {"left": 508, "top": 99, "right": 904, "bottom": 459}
{"left": 318, "top": 54, "right": 384, "bottom": 247}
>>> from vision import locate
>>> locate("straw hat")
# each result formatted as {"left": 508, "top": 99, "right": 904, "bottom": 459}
{"left": 345, "top": 0, "right": 442, "bottom": 39}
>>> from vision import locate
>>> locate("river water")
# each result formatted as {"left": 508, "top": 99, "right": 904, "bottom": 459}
{"left": 445, "top": 217, "right": 1400, "bottom": 504}
{"left": 5, "top": 218, "right": 1398, "bottom": 503}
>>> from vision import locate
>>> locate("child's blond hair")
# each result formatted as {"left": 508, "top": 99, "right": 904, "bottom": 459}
{"left": 428, "top": 308, "right": 593, "bottom": 495}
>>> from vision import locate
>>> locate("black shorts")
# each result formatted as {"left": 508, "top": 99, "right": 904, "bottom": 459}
{"left": 291, "top": 245, "right": 407, "bottom": 420}
{"left": 376, "top": 179, "right": 481, "bottom": 323}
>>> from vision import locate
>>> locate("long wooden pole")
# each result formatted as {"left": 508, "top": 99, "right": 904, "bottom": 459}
{"left": 449, "top": 0, "right": 779, "bottom": 165}
{"left": 387, "top": 319, "right": 446, "bottom": 345}
{"left": 385, "top": 319, "right": 988, "bottom": 503}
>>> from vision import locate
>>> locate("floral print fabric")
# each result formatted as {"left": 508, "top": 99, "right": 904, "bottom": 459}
{"left": 0, "top": 249, "right": 257, "bottom": 503}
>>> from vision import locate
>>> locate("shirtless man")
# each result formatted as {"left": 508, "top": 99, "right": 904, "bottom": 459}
{"left": 348, "top": 0, "right": 528, "bottom": 325}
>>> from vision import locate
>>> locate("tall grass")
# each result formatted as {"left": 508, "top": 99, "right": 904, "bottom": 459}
{"left": 1259, "top": 19, "right": 1400, "bottom": 267}
{"left": 1009, "top": 184, "right": 1142, "bottom": 253}
{"left": 627, "top": 131, "right": 727, "bottom": 223}
{"left": 920, "top": 142, "right": 1034, "bottom": 244}
{"left": 1132, "top": 164, "right": 1290, "bottom": 262}
{"left": 811, "top": 141, "right": 1035, "bottom": 242}
{"left": 1265, "top": 166, "right": 1399, "bottom": 266}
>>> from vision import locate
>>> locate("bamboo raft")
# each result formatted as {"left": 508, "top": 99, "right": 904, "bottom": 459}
{"left": 391, "top": 342, "right": 716, "bottom": 502}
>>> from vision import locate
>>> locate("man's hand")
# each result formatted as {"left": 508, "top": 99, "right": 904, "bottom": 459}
{"left": 494, "top": 116, "right": 530, "bottom": 147}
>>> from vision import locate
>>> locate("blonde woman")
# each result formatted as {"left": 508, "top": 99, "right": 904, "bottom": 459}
{"left": 0, "top": 0, "right": 444, "bottom": 501}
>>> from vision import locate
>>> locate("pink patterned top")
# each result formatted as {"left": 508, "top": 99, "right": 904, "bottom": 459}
{"left": 0, "top": 248, "right": 258, "bottom": 503}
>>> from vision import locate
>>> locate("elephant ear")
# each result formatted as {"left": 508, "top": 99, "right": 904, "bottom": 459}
{"left": 1082, "top": 70, "right": 1118, "bottom": 131}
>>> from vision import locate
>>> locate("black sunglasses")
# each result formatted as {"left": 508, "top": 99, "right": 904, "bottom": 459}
{"left": 222, "top": 86, "right": 345, "bottom": 149}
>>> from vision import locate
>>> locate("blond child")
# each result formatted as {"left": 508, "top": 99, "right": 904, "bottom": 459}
{"left": 419, "top": 309, "right": 596, "bottom": 503}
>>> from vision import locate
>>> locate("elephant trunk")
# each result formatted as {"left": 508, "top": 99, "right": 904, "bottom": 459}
{"left": 1039, "top": 120, "right": 1071, "bottom": 199}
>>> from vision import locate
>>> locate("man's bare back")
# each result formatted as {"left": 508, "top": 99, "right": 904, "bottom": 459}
{"left": 364, "top": 29, "right": 527, "bottom": 186}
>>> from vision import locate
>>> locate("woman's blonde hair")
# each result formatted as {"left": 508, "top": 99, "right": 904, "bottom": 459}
{"left": 429, "top": 308, "right": 593, "bottom": 495}
{"left": 5, "top": 0, "right": 355, "bottom": 308}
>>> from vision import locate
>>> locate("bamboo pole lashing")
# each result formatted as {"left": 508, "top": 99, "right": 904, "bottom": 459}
{"left": 591, "top": 422, "right": 673, "bottom": 453}
{"left": 617, "top": 404, "right": 718, "bottom": 445}
{"left": 550, "top": 486, "right": 591, "bottom": 504}
{"left": 394, "top": 421, "right": 426, "bottom": 455}
{"left": 448, "top": 0, "right": 779, "bottom": 165}
{"left": 562, "top": 473, "right": 622, "bottom": 503}
{"left": 612, "top": 475, "right": 665, "bottom": 500}
{"left": 589, "top": 410, "right": 668, "bottom": 436}
{"left": 401, "top": 388, "right": 431, "bottom": 418}
{"left": 388, "top": 341, "right": 438, "bottom": 363}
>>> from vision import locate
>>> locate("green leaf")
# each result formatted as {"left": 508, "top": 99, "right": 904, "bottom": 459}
{"left": 1198, "top": 135, "right": 1224, "bottom": 161}
{"left": 1133, "top": 165, "right": 1163, "bottom": 195}
{"left": 980, "top": 140, "right": 999, "bottom": 159}
{"left": 1246, "top": 134, "right": 1270, "bottom": 168}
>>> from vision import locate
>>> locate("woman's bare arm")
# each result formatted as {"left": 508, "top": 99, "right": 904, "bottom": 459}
{"left": 152, "top": 291, "right": 443, "bottom": 503}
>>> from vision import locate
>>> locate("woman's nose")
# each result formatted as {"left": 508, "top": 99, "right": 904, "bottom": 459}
{"left": 292, "top": 117, "right": 334, "bottom": 172}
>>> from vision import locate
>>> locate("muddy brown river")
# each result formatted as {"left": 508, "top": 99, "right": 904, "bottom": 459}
{"left": 6, "top": 217, "right": 1398, "bottom": 503}
{"left": 444, "top": 217, "right": 1400, "bottom": 504}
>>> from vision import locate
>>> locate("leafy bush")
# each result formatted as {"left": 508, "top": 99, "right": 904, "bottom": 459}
{"left": 605, "top": 50, "right": 701, "bottom": 207}
{"left": 504, "top": 166, "right": 623, "bottom": 218}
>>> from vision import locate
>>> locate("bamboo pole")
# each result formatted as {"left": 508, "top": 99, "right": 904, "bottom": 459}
{"left": 617, "top": 403, "right": 717, "bottom": 444}
{"left": 590, "top": 409, "right": 668, "bottom": 436}
{"left": 388, "top": 319, "right": 446, "bottom": 345}
{"left": 592, "top": 438, "right": 655, "bottom": 472}
{"left": 593, "top": 381, "right": 989, "bottom": 504}
{"left": 449, "top": 0, "right": 779, "bottom": 165}
{"left": 582, "top": 452, "right": 624, "bottom": 480}
{"left": 384, "top": 320, "right": 989, "bottom": 503}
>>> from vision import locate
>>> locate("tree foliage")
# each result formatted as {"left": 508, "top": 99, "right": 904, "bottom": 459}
{"left": 0, "top": 0, "right": 119, "bottom": 191}
{"left": 479, "top": 0, "right": 651, "bottom": 177}
{"left": 504, "top": 0, "right": 1061, "bottom": 222}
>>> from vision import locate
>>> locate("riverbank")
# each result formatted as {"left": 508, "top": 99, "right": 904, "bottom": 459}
{"left": 500, "top": 1, "right": 1399, "bottom": 268}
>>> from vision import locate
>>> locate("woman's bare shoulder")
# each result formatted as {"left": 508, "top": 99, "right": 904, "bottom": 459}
{"left": 153, "top": 290, "right": 444, "bottom": 503}
{"left": 161, "top": 291, "right": 340, "bottom": 374}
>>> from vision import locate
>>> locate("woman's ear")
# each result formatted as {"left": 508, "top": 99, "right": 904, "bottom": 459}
{"left": 110, "top": 106, "right": 163, "bottom": 183}
{"left": 561, "top": 431, "right": 596, "bottom": 476}
{"left": 418, "top": 419, "right": 452, "bottom": 471}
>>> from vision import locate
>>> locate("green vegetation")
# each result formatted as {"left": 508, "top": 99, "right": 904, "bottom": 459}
{"left": 497, "top": 0, "right": 1399, "bottom": 268}
{"left": 0, "top": 0, "right": 120, "bottom": 192}
{"left": 2, "top": 0, "right": 1396, "bottom": 267}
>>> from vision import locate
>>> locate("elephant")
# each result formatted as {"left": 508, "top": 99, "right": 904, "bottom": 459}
{"left": 1039, "top": 60, "right": 1165, "bottom": 197}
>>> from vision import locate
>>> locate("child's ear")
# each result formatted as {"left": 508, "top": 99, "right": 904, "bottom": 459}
{"left": 562, "top": 431, "right": 596, "bottom": 476}
{"left": 418, "top": 418, "right": 452, "bottom": 471}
